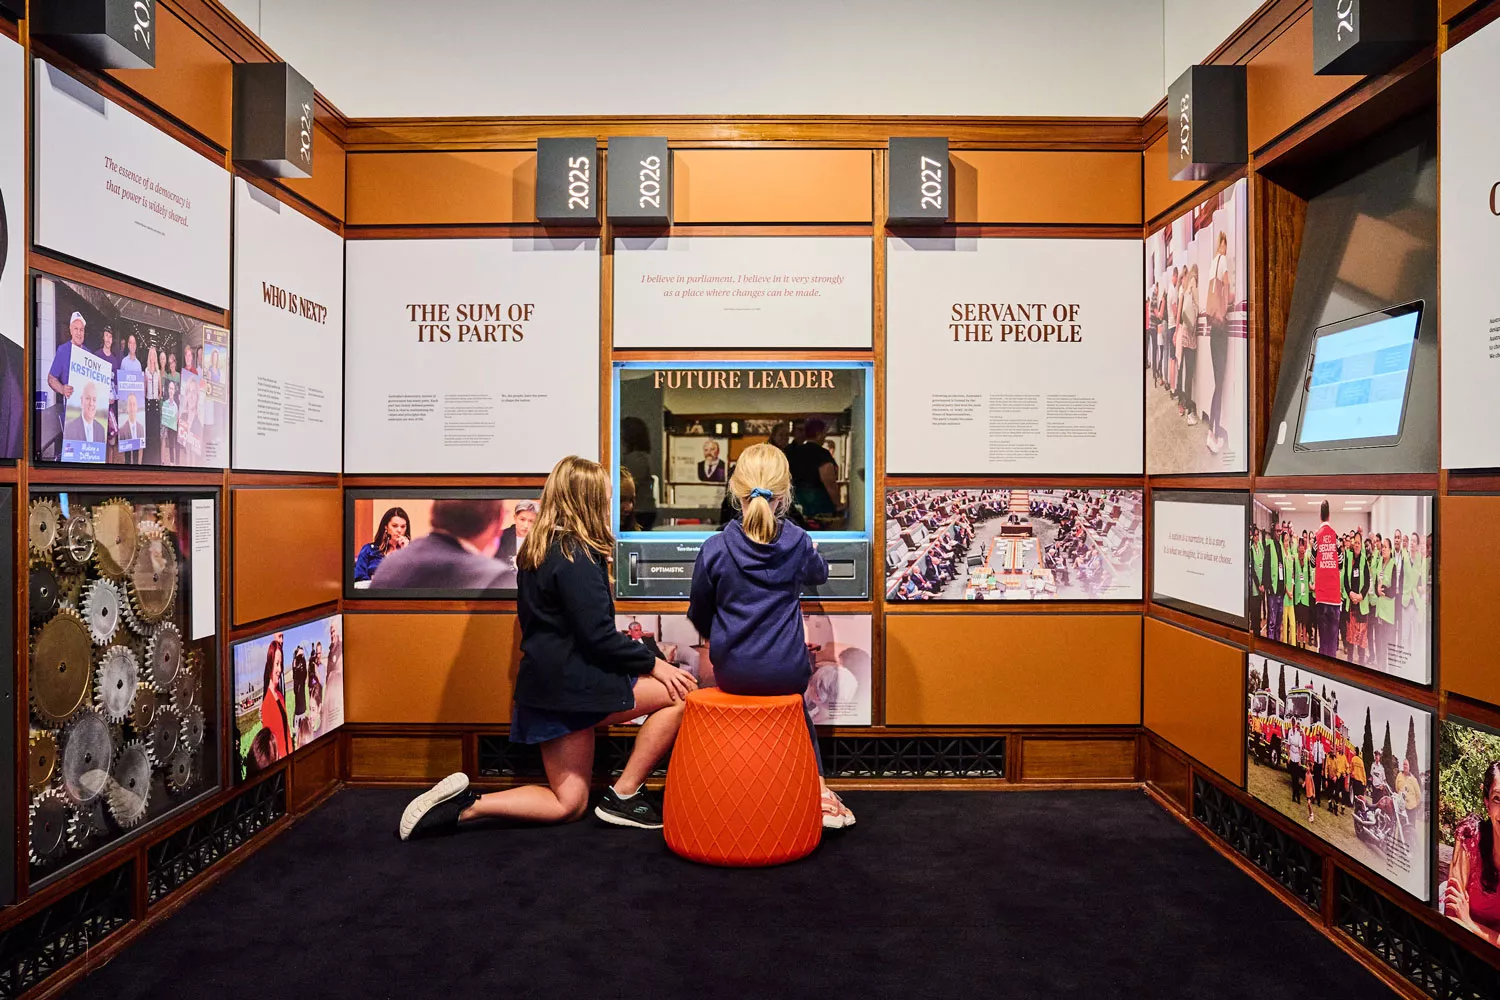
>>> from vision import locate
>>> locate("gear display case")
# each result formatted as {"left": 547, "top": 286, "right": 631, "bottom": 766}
{"left": 24, "top": 488, "right": 220, "bottom": 886}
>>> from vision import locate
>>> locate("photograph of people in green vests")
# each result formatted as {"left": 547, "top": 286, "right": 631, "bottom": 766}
{"left": 1247, "top": 654, "right": 1431, "bottom": 900}
{"left": 1248, "top": 493, "right": 1432, "bottom": 684}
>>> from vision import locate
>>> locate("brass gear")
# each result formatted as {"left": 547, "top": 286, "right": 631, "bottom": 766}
{"left": 56, "top": 569, "right": 86, "bottom": 610}
{"left": 28, "top": 498, "right": 61, "bottom": 557}
{"left": 53, "top": 510, "right": 95, "bottom": 571}
{"left": 91, "top": 499, "right": 138, "bottom": 579}
{"left": 30, "top": 610, "right": 93, "bottom": 725}
{"left": 129, "top": 684, "right": 160, "bottom": 732}
{"left": 127, "top": 521, "right": 178, "bottom": 623}
{"left": 28, "top": 730, "right": 58, "bottom": 793}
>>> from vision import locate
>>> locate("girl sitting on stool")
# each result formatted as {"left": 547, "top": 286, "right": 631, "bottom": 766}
{"left": 687, "top": 443, "right": 855, "bottom": 829}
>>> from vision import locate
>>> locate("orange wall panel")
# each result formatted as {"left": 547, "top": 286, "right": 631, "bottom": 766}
{"left": 951, "top": 151, "right": 1142, "bottom": 225}
{"left": 280, "top": 124, "right": 347, "bottom": 222}
{"left": 232, "top": 488, "right": 341, "bottom": 625}
{"left": 1143, "top": 618, "right": 1245, "bottom": 784}
{"left": 1245, "top": 12, "right": 1363, "bottom": 153}
{"left": 109, "top": 5, "right": 233, "bottom": 149}
{"left": 1440, "top": 496, "right": 1500, "bottom": 707}
{"left": 673, "top": 149, "right": 872, "bottom": 223}
{"left": 345, "top": 613, "right": 519, "bottom": 724}
{"left": 346, "top": 150, "right": 536, "bottom": 226}
{"left": 1144, "top": 132, "right": 1208, "bottom": 223}
{"left": 884, "top": 614, "right": 1141, "bottom": 725}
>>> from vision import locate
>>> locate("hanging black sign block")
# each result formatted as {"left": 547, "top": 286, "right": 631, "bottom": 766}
{"left": 233, "top": 62, "right": 316, "bottom": 180}
{"left": 1166, "top": 65, "right": 1247, "bottom": 182}
{"left": 33, "top": 0, "right": 156, "bottom": 70}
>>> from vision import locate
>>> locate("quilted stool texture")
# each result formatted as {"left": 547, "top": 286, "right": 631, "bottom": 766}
{"left": 663, "top": 688, "right": 822, "bottom": 867}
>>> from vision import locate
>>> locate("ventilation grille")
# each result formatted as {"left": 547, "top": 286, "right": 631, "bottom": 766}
{"left": 1192, "top": 775, "right": 1322, "bottom": 910}
{"left": 0, "top": 863, "right": 133, "bottom": 999}
{"left": 146, "top": 772, "right": 287, "bottom": 906}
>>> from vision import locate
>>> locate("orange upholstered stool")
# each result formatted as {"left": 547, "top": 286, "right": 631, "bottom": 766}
{"left": 663, "top": 688, "right": 822, "bottom": 867}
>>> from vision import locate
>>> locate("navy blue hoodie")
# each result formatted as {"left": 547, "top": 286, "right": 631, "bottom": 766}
{"left": 687, "top": 519, "right": 829, "bottom": 694}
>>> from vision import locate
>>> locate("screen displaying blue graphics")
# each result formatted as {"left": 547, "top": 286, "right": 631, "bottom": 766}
{"left": 613, "top": 360, "right": 874, "bottom": 599}
{"left": 1296, "top": 302, "right": 1422, "bottom": 451}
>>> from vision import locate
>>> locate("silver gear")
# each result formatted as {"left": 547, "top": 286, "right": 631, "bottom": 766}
{"left": 28, "top": 498, "right": 62, "bottom": 557}
{"left": 129, "top": 684, "right": 160, "bottom": 732}
{"left": 28, "top": 787, "right": 72, "bottom": 864}
{"left": 146, "top": 703, "right": 183, "bottom": 766}
{"left": 59, "top": 711, "right": 115, "bottom": 806}
{"left": 93, "top": 646, "right": 141, "bottom": 724}
{"left": 144, "top": 622, "right": 184, "bottom": 691}
{"left": 180, "top": 706, "right": 205, "bottom": 750}
{"left": 165, "top": 749, "right": 196, "bottom": 792}
{"left": 81, "top": 579, "right": 123, "bottom": 646}
{"left": 106, "top": 741, "right": 152, "bottom": 828}
{"left": 53, "top": 510, "right": 95, "bottom": 571}
{"left": 120, "top": 593, "right": 147, "bottom": 636}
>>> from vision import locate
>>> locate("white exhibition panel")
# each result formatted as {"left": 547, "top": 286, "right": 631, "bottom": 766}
{"left": 1152, "top": 499, "right": 1247, "bottom": 620}
{"left": 344, "top": 238, "right": 600, "bottom": 474}
{"left": 0, "top": 34, "right": 22, "bottom": 350}
{"left": 232, "top": 180, "right": 345, "bottom": 473}
{"left": 1439, "top": 18, "right": 1500, "bottom": 469}
{"left": 886, "top": 237, "right": 1143, "bottom": 474}
{"left": 33, "top": 60, "right": 231, "bottom": 308}
{"left": 612, "top": 237, "right": 872, "bottom": 348}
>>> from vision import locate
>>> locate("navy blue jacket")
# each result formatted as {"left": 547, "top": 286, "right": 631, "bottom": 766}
{"left": 514, "top": 539, "right": 654, "bottom": 713}
{"left": 687, "top": 519, "right": 829, "bottom": 694}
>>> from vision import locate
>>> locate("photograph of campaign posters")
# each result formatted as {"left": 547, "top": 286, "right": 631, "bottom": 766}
{"left": 613, "top": 613, "right": 873, "bottom": 725}
{"left": 1437, "top": 715, "right": 1500, "bottom": 948}
{"left": 1249, "top": 493, "right": 1432, "bottom": 685}
{"left": 345, "top": 490, "right": 540, "bottom": 599}
{"left": 1247, "top": 654, "right": 1432, "bottom": 900}
{"left": 33, "top": 274, "right": 231, "bottom": 468}
{"left": 884, "top": 488, "right": 1143, "bottom": 601}
{"left": 1144, "top": 178, "right": 1248, "bottom": 474}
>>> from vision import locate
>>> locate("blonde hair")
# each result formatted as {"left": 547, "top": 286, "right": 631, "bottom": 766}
{"left": 729, "top": 443, "right": 791, "bottom": 544}
{"left": 517, "top": 455, "right": 615, "bottom": 571}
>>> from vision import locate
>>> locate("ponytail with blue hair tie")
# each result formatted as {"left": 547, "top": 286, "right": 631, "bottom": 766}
{"left": 749, "top": 487, "right": 775, "bottom": 502}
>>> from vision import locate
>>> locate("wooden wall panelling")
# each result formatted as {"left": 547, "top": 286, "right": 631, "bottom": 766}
{"left": 952, "top": 151, "right": 1142, "bottom": 225}
{"left": 344, "top": 613, "right": 520, "bottom": 723}
{"left": 1252, "top": 173, "right": 1307, "bottom": 461}
{"left": 288, "top": 739, "right": 340, "bottom": 812}
{"left": 345, "top": 150, "right": 537, "bottom": 226}
{"left": 1018, "top": 735, "right": 1139, "bottom": 782}
{"left": 348, "top": 734, "right": 464, "bottom": 782}
{"left": 1143, "top": 132, "right": 1209, "bottom": 225}
{"left": 231, "top": 487, "right": 342, "bottom": 625}
{"left": 1244, "top": 10, "right": 1365, "bottom": 155}
{"left": 1146, "top": 736, "right": 1192, "bottom": 810}
{"left": 1142, "top": 618, "right": 1246, "bottom": 786}
{"left": 883, "top": 614, "right": 1142, "bottom": 725}
{"left": 1438, "top": 495, "right": 1500, "bottom": 707}
{"left": 278, "top": 122, "right": 348, "bottom": 223}
{"left": 107, "top": 3, "right": 233, "bottom": 150}
{"left": 674, "top": 149, "right": 872, "bottom": 223}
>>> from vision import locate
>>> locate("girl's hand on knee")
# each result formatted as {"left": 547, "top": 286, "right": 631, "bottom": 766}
{"left": 652, "top": 661, "right": 698, "bottom": 701}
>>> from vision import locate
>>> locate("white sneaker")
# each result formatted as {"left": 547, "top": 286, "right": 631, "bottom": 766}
{"left": 399, "top": 772, "right": 470, "bottom": 841}
{"left": 1186, "top": 412, "right": 1198, "bottom": 426}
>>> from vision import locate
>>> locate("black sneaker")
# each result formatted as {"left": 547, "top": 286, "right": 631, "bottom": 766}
{"left": 595, "top": 787, "right": 663, "bottom": 829}
{"left": 400, "top": 772, "right": 478, "bottom": 841}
